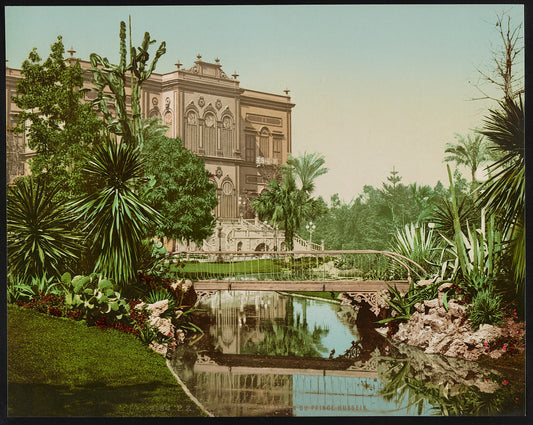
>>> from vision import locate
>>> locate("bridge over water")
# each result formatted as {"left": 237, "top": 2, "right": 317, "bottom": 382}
{"left": 172, "top": 250, "right": 426, "bottom": 314}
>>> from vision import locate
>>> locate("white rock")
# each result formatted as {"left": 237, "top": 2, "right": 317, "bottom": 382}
{"left": 146, "top": 299, "right": 168, "bottom": 317}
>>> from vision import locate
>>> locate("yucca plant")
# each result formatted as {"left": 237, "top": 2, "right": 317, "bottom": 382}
{"left": 71, "top": 137, "right": 163, "bottom": 287}
{"left": 7, "top": 177, "right": 80, "bottom": 284}
{"left": 389, "top": 222, "right": 442, "bottom": 277}
{"left": 430, "top": 195, "right": 478, "bottom": 239}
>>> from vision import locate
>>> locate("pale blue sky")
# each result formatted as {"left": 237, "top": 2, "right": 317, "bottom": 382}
{"left": 5, "top": 5, "right": 524, "bottom": 202}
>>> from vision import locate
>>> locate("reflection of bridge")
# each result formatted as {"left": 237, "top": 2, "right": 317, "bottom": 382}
{"left": 168, "top": 350, "right": 393, "bottom": 416}
{"left": 195, "top": 353, "right": 379, "bottom": 379}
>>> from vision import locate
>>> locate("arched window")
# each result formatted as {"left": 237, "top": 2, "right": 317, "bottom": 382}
{"left": 185, "top": 111, "right": 199, "bottom": 152}
{"left": 259, "top": 127, "right": 270, "bottom": 158}
{"left": 220, "top": 115, "right": 233, "bottom": 158}
{"left": 218, "top": 177, "right": 236, "bottom": 218}
{"left": 202, "top": 112, "right": 217, "bottom": 156}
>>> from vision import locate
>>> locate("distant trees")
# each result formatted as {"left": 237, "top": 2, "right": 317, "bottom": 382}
{"left": 310, "top": 168, "right": 465, "bottom": 251}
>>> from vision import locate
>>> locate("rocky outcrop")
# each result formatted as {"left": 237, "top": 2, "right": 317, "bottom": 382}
{"left": 170, "top": 279, "right": 197, "bottom": 307}
{"left": 392, "top": 297, "right": 503, "bottom": 361}
{"left": 344, "top": 280, "right": 525, "bottom": 362}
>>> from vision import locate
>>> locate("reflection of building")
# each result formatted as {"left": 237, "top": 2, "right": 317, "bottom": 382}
{"left": 5, "top": 53, "right": 294, "bottom": 219}
{"left": 203, "top": 291, "right": 287, "bottom": 354}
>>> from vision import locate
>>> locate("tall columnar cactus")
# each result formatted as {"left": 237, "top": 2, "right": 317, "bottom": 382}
{"left": 89, "top": 19, "right": 166, "bottom": 150}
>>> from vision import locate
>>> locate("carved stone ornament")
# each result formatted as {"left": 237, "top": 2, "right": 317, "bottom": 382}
{"left": 198, "top": 96, "right": 205, "bottom": 107}
{"left": 205, "top": 114, "right": 215, "bottom": 128}
{"left": 165, "top": 97, "right": 171, "bottom": 110}
{"left": 152, "top": 97, "right": 159, "bottom": 106}
{"left": 216, "top": 99, "right": 222, "bottom": 110}
{"left": 223, "top": 116, "right": 231, "bottom": 129}
{"left": 215, "top": 166, "right": 223, "bottom": 179}
{"left": 187, "top": 111, "right": 197, "bottom": 125}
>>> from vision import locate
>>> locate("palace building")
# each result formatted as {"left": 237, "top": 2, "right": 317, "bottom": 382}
{"left": 5, "top": 51, "right": 295, "bottom": 219}
{"left": 5, "top": 51, "right": 323, "bottom": 252}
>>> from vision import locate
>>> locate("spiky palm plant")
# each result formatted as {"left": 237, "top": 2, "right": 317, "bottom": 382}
{"left": 477, "top": 95, "right": 524, "bottom": 291}
{"left": 389, "top": 223, "right": 442, "bottom": 276}
{"left": 71, "top": 137, "right": 163, "bottom": 287}
{"left": 7, "top": 177, "right": 80, "bottom": 283}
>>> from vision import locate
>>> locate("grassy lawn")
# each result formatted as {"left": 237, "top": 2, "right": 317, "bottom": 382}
{"left": 288, "top": 291, "right": 341, "bottom": 301}
{"left": 7, "top": 305, "right": 206, "bottom": 417}
{"left": 171, "top": 257, "right": 331, "bottom": 281}
{"left": 172, "top": 258, "right": 283, "bottom": 278}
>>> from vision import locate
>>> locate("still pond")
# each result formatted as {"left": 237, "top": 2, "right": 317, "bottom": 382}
{"left": 168, "top": 291, "right": 525, "bottom": 417}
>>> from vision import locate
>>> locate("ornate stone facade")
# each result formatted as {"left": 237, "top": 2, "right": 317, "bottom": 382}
{"left": 5, "top": 54, "right": 295, "bottom": 221}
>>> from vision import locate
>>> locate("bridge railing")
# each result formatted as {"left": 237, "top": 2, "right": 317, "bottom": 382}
{"left": 168, "top": 250, "right": 427, "bottom": 283}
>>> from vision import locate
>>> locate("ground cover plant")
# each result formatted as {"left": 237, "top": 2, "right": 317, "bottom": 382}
{"left": 7, "top": 305, "right": 206, "bottom": 417}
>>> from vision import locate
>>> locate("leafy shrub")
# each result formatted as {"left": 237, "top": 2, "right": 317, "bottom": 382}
{"left": 61, "top": 272, "right": 130, "bottom": 325}
{"left": 7, "top": 177, "right": 80, "bottom": 283}
{"left": 469, "top": 289, "right": 505, "bottom": 330}
{"left": 8, "top": 273, "right": 62, "bottom": 303}
{"left": 137, "top": 239, "right": 173, "bottom": 280}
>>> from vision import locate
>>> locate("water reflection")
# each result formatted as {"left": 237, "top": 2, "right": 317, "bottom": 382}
{"left": 168, "top": 291, "right": 524, "bottom": 417}
{"left": 201, "top": 291, "right": 358, "bottom": 356}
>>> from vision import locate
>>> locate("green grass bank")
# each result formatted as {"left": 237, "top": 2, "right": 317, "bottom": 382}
{"left": 7, "top": 305, "right": 206, "bottom": 417}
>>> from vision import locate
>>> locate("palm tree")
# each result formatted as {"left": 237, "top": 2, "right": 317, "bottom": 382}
{"left": 444, "top": 133, "right": 494, "bottom": 192}
{"left": 253, "top": 169, "right": 309, "bottom": 250}
{"left": 477, "top": 95, "right": 524, "bottom": 291}
{"left": 285, "top": 152, "right": 328, "bottom": 194}
{"left": 253, "top": 152, "right": 327, "bottom": 250}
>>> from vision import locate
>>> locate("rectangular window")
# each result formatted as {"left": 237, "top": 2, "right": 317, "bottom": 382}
{"left": 203, "top": 126, "right": 216, "bottom": 156}
{"left": 185, "top": 124, "right": 198, "bottom": 152}
{"left": 245, "top": 135, "right": 256, "bottom": 162}
{"left": 273, "top": 138, "right": 282, "bottom": 162}
{"left": 221, "top": 128, "right": 232, "bottom": 157}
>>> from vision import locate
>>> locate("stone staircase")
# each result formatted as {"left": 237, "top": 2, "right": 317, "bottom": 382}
{"left": 167, "top": 216, "right": 322, "bottom": 253}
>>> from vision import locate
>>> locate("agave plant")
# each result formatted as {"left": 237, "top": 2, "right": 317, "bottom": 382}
{"left": 389, "top": 223, "right": 443, "bottom": 276}
{"left": 440, "top": 209, "right": 504, "bottom": 286}
{"left": 71, "top": 137, "right": 163, "bottom": 287}
{"left": 7, "top": 177, "right": 80, "bottom": 283}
